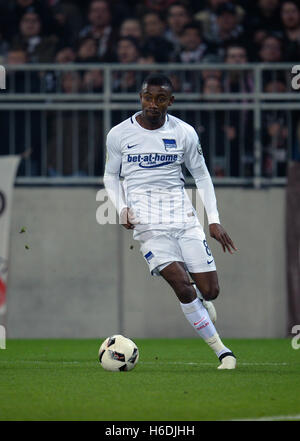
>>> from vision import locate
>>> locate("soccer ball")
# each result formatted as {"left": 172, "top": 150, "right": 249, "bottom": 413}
{"left": 98, "top": 334, "right": 139, "bottom": 372}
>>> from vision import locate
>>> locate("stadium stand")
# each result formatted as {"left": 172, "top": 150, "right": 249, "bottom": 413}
{"left": 0, "top": 0, "right": 299, "bottom": 180}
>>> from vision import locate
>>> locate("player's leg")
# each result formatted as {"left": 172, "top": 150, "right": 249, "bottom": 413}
{"left": 160, "top": 262, "right": 236, "bottom": 369}
{"left": 178, "top": 227, "right": 220, "bottom": 301}
{"left": 189, "top": 270, "right": 220, "bottom": 301}
{"left": 159, "top": 261, "right": 196, "bottom": 303}
{"left": 176, "top": 228, "right": 236, "bottom": 369}
{"left": 190, "top": 282, "right": 217, "bottom": 324}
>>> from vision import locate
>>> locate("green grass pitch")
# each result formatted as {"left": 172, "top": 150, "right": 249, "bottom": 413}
{"left": 0, "top": 338, "right": 299, "bottom": 421}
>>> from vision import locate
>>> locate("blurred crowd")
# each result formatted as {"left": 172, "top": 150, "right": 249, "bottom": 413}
{"left": 0, "top": 0, "right": 299, "bottom": 178}
{"left": 1, "top": 0, "right": 300, "bottom": 66}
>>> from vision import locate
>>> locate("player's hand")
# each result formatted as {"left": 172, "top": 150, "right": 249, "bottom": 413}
{"left": 120, "top": 207, "right": 140, "bottom": 230}
{"left": 209, "top": 223, "right": 237, "bottom": 254}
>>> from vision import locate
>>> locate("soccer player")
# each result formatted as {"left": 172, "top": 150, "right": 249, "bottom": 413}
{"left": 104, "top": 73, "right": 237, "bottom": 369}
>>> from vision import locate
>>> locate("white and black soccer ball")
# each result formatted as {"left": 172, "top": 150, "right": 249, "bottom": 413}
{"left": 98, "top": 335, "right": 139, "bottom": 372}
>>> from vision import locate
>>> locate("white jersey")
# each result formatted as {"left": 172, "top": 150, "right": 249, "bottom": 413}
{"left": 104, "top": 112, "right": 220, "bottom": 239}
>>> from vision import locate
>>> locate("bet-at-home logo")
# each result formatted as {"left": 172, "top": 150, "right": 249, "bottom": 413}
{"left": 127, "top": 153, "right": 178, "bottom": 168}
{"left": 0, "top": 66, "right": 6, "bottom": 90}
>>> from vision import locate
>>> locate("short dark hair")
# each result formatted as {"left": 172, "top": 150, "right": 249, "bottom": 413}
{"left": 141, "top": 73, "right": 174, "bottom": 93}
{"left": 224, "top": 43, "right": 248, "bottom": 57}
{"left": 261, "top": 33, "right": 283, "bottom": 48}
{"left": 117, "top": 36, "right": 140, "bottom": 51}
{"left": 182, "top": 21, "right": 203, "bottom": 37}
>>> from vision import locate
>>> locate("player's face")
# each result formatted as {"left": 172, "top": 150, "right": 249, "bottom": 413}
{"left": 140, "top": 85, "right": 174, "bottom": 124}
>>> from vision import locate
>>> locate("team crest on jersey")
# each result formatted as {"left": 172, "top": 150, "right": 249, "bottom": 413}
{"left": 162, "top": 139, "right": 177, "bottom": 152}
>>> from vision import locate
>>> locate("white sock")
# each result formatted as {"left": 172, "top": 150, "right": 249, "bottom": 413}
{"left": 180, "top": 297, "right": 231, "bottom": 358}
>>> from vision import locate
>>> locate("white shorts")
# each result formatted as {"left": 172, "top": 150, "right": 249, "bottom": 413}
{"left": 139, "top": 226, "right": 216, "bottom": 276}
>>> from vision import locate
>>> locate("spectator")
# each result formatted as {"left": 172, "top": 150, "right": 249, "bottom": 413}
{"left": 279, "top": 0, "right": 300, "bottom": 61}
{"left": 138, "top": 50, "right": 156, "bottom": 64}
{"left": 79, "top": 0, "right": 116, "bottom": 61}
{"left": 197, "top": 76, "right": 228, "bottom": 177}
{"left": 200, "top": 53, "right": 223, "bottom": 90}
{"left": 0, "top": 0, "right": 296, "bottom": 180}
{"left": 174, "top": 21, "right": 211, "bottom": 91}
{"left": 4, "top": 47, "right": 41, "bottom": 93}
{"left": 245, "top": 0, "right": 282, "bottom": 37}
{"left": 40, "top": 46, "right": 76, "bottom": 93}
{"left": 142, "top": 11, "right": 167, "bottom": 38}
{"left": 264, "top": 78, "right": 287, "bottom": 93}
{"left": 116, "top": 36, "right": 140, "bottom": 63}
{"left": 223, "top": 45, "right": 253, "bottom": 93}
{"left": 5, "top": 48, "right": 27, "bottom": 66}
{"left": 76, "top": 37, "right": 99, "bottom": 63}
{"left": 252, "top": 28, "right": 269, "bottom": 47}
{"left": 262, "top": 80, "right": 288, "bottom": 177}
{"left": 258, "top": 32, "right": 284, "bottom": 83}
{"left": 244, "top": 0, "right": 282, "bottom": 59}
{"left": 47, "top": 70, "right": 103, "bottom": 176}
{"left": 178, "top": 21, "right": 210, "bottom": 62}
{"left": 203, "top": 76, "right": 222, "bottom": 94}
{"left": 224, "top": 43, "right": 247, "bottom": 64}
{"left": 11, "top": 11, "right": 58, "bottom": 62}
{"left": 3, "top": 48, "right": 40, "bottom": 95}
{"left": 141, "top": 10, "right": 175, "bottom": 61}
{"left": 195, "top": 0, "right": 245, "bottom": 43}
{"left": 0, "top": 48, "right": 41, "bottom": 175}
{"left": 49, "top": 0, "right": 83, "bottom": 46}
{"left": 223, "top": 44, "right": 254, "bottom": 177}
{"left": 113, "top": 37, "right": 140, "bottom": 92}
{"left": 259, "top": 34, "right": 283, "bottom": 61}
{"left": 143, "top": 37, "right": 174, "bottom": 61}
{"left": 2, "top": 0, "right": 58, "bottom": 41}
{"left": 60, "top": 71, "right": 82, "bottom": 94}
{"left": 206, "top": 2, "right": 245, "bottom": 57}
{"left": 120, "top": 18, "right": 143, "bottom": 41}
{"left": 165, "top": 2, "right": 191, "bottom": 52}
{"left": 55, "top": 46, "right": 76, "bottom": 64}
{"left": 82, "top": 69, "right": 103, "bottom": 93}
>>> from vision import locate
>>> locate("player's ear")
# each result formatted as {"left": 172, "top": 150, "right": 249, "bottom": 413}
{"left": 168, "top": 95, "right": 174, "bottom": 106}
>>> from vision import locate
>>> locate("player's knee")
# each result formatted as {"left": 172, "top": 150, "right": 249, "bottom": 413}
{"left": 202, "top": 284, "right": 219, "bottom": 301}
{"left": 175, "top": 281, "right": 196, "bottom": 303}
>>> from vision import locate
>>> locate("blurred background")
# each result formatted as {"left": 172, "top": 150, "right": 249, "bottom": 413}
{"left": 0, "top": 0, "right": 299, "bottom": 340}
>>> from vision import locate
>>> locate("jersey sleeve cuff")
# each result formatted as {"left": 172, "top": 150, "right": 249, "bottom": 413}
{"left": 207, "top": 214, "right": 220, "bottom": 225}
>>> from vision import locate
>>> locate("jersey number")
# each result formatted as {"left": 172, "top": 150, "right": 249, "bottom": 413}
{"left": 203, "top": 240, "right": 212, "bottom": 256}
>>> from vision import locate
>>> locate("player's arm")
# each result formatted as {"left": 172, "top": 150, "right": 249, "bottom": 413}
{"left": 103, "top": 131, "right": 137, "bottom": 230}
{"left": 184, "top": 128, "right": 237, "bottom": 254}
